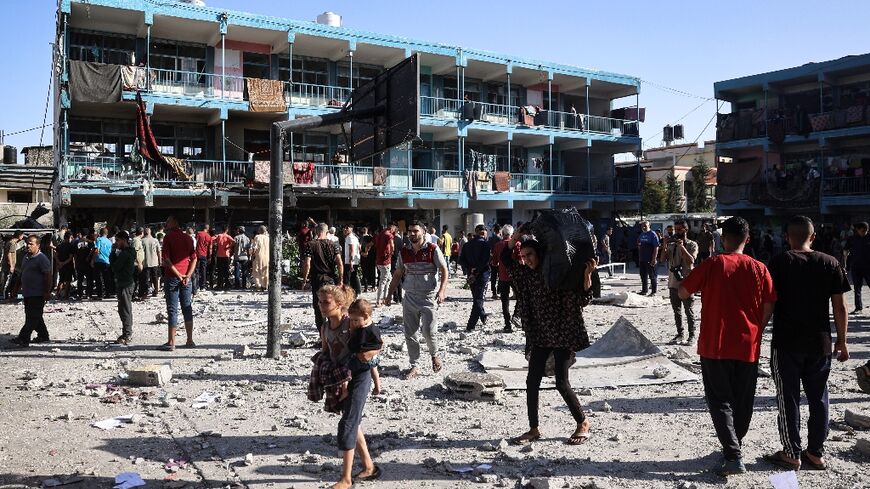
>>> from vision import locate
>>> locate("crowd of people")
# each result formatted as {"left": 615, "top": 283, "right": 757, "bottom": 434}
{"left": 3, "top": 212, "right": 870, "bottom": 487}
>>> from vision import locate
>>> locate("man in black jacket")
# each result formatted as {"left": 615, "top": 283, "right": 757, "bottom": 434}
{"left": 461, "top": 224, "right": 492, "bottom": 331}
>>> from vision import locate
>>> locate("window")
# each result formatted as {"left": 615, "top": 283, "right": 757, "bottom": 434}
{"left": 336, "top": 62, "right": 381, "bottom": 89}
{"left": 279, "top": 56, "right": 329, "bottom": 85}
{"left": 243, "top": 52, "right": 271, "bottom": 79}
{"left": 149, "top": 40, "right": 206, "bottom": 75}
{"left": 70, "top": 30, "right": 135, "bottom": 65}
{"left": 6, "top": 191, "right": 32, "bottom": 204}
{"left": 244, "top": 130, "right": 270, "bottom": 159}
{"left": 486, "top": 83, "right": 520, "bottom": 107}
{"left": 442, "top": 77, "right": 458, "bottom": 100}
{"left": 288, "top": 133, "right": 330, "bottom": 163}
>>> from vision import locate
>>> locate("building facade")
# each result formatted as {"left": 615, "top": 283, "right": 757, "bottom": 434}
{"left": 54, "top": 0, "right": 644, "bottom": 232}
{"left": 714, "top": 53, "right": 870, "bottom": 225}
{"left": 620, "top": 141, "right": 717, "bottom": 212}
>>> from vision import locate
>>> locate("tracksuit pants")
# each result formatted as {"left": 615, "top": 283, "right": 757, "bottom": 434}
{"left": 771, "top": 348, "right": 831, "bottom": 459}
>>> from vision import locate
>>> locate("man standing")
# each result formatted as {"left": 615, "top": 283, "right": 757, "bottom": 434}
{"left": 10, "top": 236, "right": 52, "bottom": 347}
{"left": 140, "top": 228, "right": 161, "bottom": 298}
{"left": 54, "top": 231, "right": 76, "bottom": 300}
{"left": 250, "top": 225, "right": 270, "bottom": 291}
{"left": 491, "top": 225, "right": 514, "bottom": 332}
{"left": 696, "top": 223, "right": 714, "bottom": 263}
{"left": 93, "top": 228, "right": 114, "bottom": 299}
{"left": 844, "top": 221, "right": 870, "bottom": 314}
{"left": 359, "top": 226, "right": 375, "bottom": 293}
{"left": 664, "top": 219, "right": 698, "bottom": 345}
{"left": 373, "top": 224, "right": 395, "bottom": 306}
{"left": 1, "top": 231, "right": 23, "bottom": 299}
{"left": 461, "top": 224, "right": 492, "bottom": 331}
{"left": 438, "top": 225, "right": 453, "bottom": 270}
{"left": 489, "top": 224, "right": 502, "bottom": 299}
{"left": 130, "top": 228, "right": 145, "bottom": 299}
{"left": 194, "top": 224, "right": 213, "bottom": 294}
{"left": 679, "top": 217, "right": 776, "bottom": 476}
{"left": 392, "top": 227, "right": 404, "bottom": 304}
{"left": 764, "top": 216, "right": 850, "bottom": 471}
{"left": 637, "top": 221, "right": 660, "bottom": 296}
{"left": 233, "top": 226, "right": 251, "bottom": 289}
{"left": 74, "top": 230, "right": 95, "bottom": 300}
{"left": 160, "top": 216, "right": 197, "bottom": 351}
{"left": 301, "top": 223, "right": 344, "bottom": 332}
{"left": 342, "top": 224, "right": 361, "bottom": 296}
{"left": 213, "top": 226, "right": 234, "bottom": 291}
{"left": 110, "top": 231, "right": 136, "bottom": 345}
{"left": 599, "top": 227, "right": 613, "bottom": 278}
{"left": 386, "top": 221, "right": 448, "bottom": 379}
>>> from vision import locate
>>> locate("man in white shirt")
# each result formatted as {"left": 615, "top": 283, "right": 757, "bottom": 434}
{"left": 327, "top": 226, "right": 339, "bottom": 243}
{"left": 427, "top": 226, "right": 439, "bottom": 246}
{"left": 342, "top": 224, "right": 361, "bottom": 296}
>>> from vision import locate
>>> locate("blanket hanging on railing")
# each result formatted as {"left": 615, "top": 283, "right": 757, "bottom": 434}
{"left": 135, "top": 91, "right": 190, "bottom": 181}
{"left": 69, "top": 60, "right": 122, "bottom": 103}
{"left": 247, "top": 78, "right": 287, "bottom": 113}
{"left": 494, "top": 171, "right": 511, "bottom": 192}
{"left": 373, "top": 166, "right": 388, "bottom": 186}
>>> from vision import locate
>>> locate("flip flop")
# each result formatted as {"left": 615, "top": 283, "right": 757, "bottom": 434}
{"left": 181, "top": 341, "right": 196, "bottom": 349}
{"left": 763, "top": 451, "right": 800, "bottom": 471}
{"left": 160, "top": 343, "right": 175, "bottom": 351}
{"left": 510, "top": 431, "right": 541, "bottom": 446}
{"left": 566, "top": 429, "right": 590, "bottom": 445}
{"left": 800, "top": 451, "right": 828, "bottom": 471}
{"left": 353, "top": 465, "right": 382, "bottom": 482}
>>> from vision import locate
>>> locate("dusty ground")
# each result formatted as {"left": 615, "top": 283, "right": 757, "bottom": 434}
{"left": 0, "top": 268, "right": 868, "bottom": 489}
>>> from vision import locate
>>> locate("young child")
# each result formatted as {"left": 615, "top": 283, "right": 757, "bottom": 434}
{"left": 346, "top": 298, "right": 383, "bottom": 396}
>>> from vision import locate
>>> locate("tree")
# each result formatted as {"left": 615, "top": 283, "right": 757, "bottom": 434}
{"left": 641, "top": 178, "right": 667, "bottom": 215}
{"left": 664, "top": 169, "right": 681, "bottom": 213}
{"left": 687, "top": 158, "right": 713, "bottom": 212}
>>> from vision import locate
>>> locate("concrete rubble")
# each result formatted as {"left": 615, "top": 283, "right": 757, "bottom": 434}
{"left": 444, "top": 372, "right": 506, "bottom": 401}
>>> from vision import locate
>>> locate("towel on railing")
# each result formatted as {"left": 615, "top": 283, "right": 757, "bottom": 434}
{"left": 121, "top": 66, "right": 148, "bottom": 91}
{"left": 162, "top": 156, "right": 191, "bottom": 181}
{"left": 494, "top": 171, "right": 511, "bottom": 192}
{"left": 247, "top": 78, "right": 287, "bottom": 113}
{"left": 465, "top": 170, "right": 478, "bottom": 199}
{"left": 69, "top": 60, "right": 122, "bottom": 103}
{"left": 373, "top": 166, "right": 388, "bottom": 186}
{"left": 293, "top": 162, "right": 315, "bottom": 184}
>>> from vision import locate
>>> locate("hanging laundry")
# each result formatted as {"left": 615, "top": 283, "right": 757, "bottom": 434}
{"left": 135, "top": 92, "right": 190, "bottom": 181}
{"left": 465, "top": 170, "right": 478, "bottom": 199}
{"left": 247, "top": 78, "right": 287, "bottom": 113}
{"left": 493, "top": 171, "right": 511, "bottom": 192}
{"left": 373, "top": 166, "right": 388, "bottom": 186}
{"left": 121, "top": 66, "right": 147, "bottom": 91}
{"left": 293, "top": 162, "right": 315, "bottom": 184}
{"left": 69, "top": 60, "right": 122, "bottom": 103}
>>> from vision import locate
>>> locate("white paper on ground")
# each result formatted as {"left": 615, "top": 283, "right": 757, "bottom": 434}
{"left": 769, "top": 470, "right": 799, "bottom": 489}
{"left": 91, "top": 415, "right": 134, "bottom": 430}
{"left": 192, "top": 392, "right": 218, "bottom": 409}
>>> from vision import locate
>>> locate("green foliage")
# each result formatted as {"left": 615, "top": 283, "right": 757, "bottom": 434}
{"left": 665, "top": 169, "right": 681, "bottom": 213}
{"left": 282, "top": 234, "right": 302, "bottom": 288}
{"left": 641, "top": 179, "right": 667, "bottom": 215}
{"left": 687, "top": 158, "right": 713, "bottom": 212}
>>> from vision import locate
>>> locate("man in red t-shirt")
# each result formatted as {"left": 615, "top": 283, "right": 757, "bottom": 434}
{"left": 213, "top": 226, "right": 235, "bottom": 290}
{"left": 373, "top": 223, "right": 396, "bottom": 306}
{"left": 160, "top": 216, "right": 198, "bottom": 351}
{"left": 193, "top": 224, "right": 213, "bottom": 295}
{"left": 679, "top": 216, "right": 776, "bottom": 477}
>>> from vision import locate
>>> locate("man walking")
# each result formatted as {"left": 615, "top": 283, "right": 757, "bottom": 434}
{"left": 599, "top": 227, "right": 613, "bottom": 277}
{"left": 844, "top": 221, "right": 870, "bottom": 314}
{"left": 233, "top": 226, "right": 251, "bottom": 289}
{"left": 54, "top": 231, "right": 76, "bottom": 300}
{"left": 386, "top": 221, "right": 448, "bottom": 379}
{"left": 489, "top": 224, "right": 502, "bottom": 299}
{"left": 491, "top": 225, "right": 514, "bottom": 332}
{"left": 679, "top": 217, "right": 776, "bottom": 476}
{"left": 10, "top": 236, "right": 52, "bottom": 347}
{"left": 301, "top": 223, "right": 343, "bottom": 332}
{"left": 697, "top": 223, "right": 714, "bottom": 263}
{"left": 438, "top": 225, "right": 453, "bottom": 270}
{"left": 637, "top": 221, "right": 660, "bottom": 296}
{"left": 130, "top": 228, "right": 145, "bottom": 299}
{"left": 342, "top": 224, "right": 361, "bottom": 296}
{"left": 373, "top": 224, "right": 395, "bottom": 306}
{"left": 93, "top": 228, "right": 114, "bottom": 299}
{"left": 764, "top": 216, "right": 850, "bottom": 471}
{"left": 461, "top": 224, "right": 492, "bottom": 331}
{"left": 194, "top": 224, "right": 213, "bottom": 294}
{"left": 110, "top": 231, "right": 136, "bottom": 345}
{"left": 1, "top": 230, "right": 23, "bottom": 299}
{"left": 392, "top": 227, "right": 404, "bottom": 304}
{"left": 664, "top": 219, "right": 698, "bottom": 345}
{"left": 213, "top": 225, "right": 234, "bottom": 290}
{"left": 140, "top": 227, "right": 161, "bottom": 298}
{"left": 74, "top": 230, "right": 95, "bottom": 299}
{"left": 250, "top": 225, "right": 269, "bottom": 290}
{"left": 160, "top": 216, "right": 197, "bottom": 351}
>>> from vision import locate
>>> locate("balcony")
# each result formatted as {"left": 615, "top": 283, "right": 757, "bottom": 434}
{"left": 420, "top": 97, "right": 637, "bottom": 136}
{"left": 824, "top": 176, "right": 870, "bottom": 196}
{"left": 61, "top": 155, "right": 252, "bottom": 186}
{"left": 716, "top": 106, "right": 870, "bottom": 143}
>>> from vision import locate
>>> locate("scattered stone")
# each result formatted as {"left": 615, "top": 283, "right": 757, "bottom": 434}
{"left": 132, "top": 457, "right": 145, "bottom": 465}
{"left": 477, "top": 474, "right": 498, "bottom": 484}
{"left": 126, "top": 364, "right": 172, "bottom": 387}
{"left": 287, "top": 332, "right": 307, "bottom": 348}
{"left": 389, "top": 341, "right": 405, "bottom": 352}
{"left": 459, "top": 346, "right": 479, "bottom": 355}
{"left": 856, "top": 438, "right": 870, "bottom": 458}
{"left": 676, "top": 481, "right": 697, "bottom": 489}
{"left": 444, "top": 372, "right": 506, "bottom": 402}
{"left": 443, "top": 321, "right": 458, "bottom": 329}
{"left": 608, "top": 433, "right": 622, "bottom": 442}
{"left": 478, "top": 442, "right": 498, "bottom": 452}
{"left": 520, "top": 444, "right": 534, "bottom": 453}
{"left": 601, "top": 401, "right": 613, "bottom": 413}
{"left": 527, "top": 477, "right": 554, "bottom": 489}
{"left": 845, "top": 409, "right": 870, "bottom": 430}
{"left": 271, "top": 424, "right": 279, "bottom": 432}
{"left": 155, "top": 312, "right": 166, "bottom": 323}
{"left": 214, "top": 352, "right": 234, "bottom": 362}
{"left": 244, "top": 453, "right": 254, "bottom": 466}
{"left": 652, "top": 367, "right": 670, "bottom": 379}
{"left": 497, "top": 438, "right": 509, "bottom": 451}
{"left": 237, "top": 344, "right": 254, "bottom": 358}
{"left": 578, "top": 388, "right": 593, "bottom": 396}
{"left": 422, "top": 457, "right": 439, "bottom": 468}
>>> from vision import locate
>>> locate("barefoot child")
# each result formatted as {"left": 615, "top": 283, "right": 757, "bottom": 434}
{"left": 347, "top": 299, "right": 383, "bottom": 395}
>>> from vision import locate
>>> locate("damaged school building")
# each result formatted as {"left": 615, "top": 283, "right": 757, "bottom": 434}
{"left": 53, "top": 0, "right": 644, "bottom": 230}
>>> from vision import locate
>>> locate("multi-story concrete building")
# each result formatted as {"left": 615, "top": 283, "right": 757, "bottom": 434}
{"left": 714, "top": 53, "right": 870, "bottom": 225}
{"left": 53, "top": 0, "right": 643, "bottom": 231}
{"left": 619, "top": 141, "right": 717, "bottom": 212}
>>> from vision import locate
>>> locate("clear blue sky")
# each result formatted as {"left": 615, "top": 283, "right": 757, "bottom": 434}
{"left": 2, "top": 0, "right": 869, "bottom": 155}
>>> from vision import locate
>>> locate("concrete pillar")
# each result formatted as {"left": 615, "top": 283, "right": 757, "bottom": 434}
{"left": 135, "top": 207, "right": 145, "bottom": 226}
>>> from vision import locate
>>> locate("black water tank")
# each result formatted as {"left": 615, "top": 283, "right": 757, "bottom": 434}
{"left": 673, "top": 124, "right": 685, "bottom": 139}
{"left": 3, "top": 146, "right": 16, "bottom": 165}
{"left": 663, "top": 125, "right": 674, "bottom": 142}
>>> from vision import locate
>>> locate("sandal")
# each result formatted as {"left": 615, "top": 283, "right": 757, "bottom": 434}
{"left": 432, "top": 356, "right": 443, "bottom": 373}
{"left": 763, "top": 451, "right": 800, "bottom": 471}
{"left": 159, "top": 342, "right": 175, "bottom": 351}
{"left": 800, "top": 451, "right": 827, "bottom": 471}
{"left": 566, "top": 427, "right": 590, "bottom": 445}
{"left": 510, "top": 430, "right": 541, "bottom": 446}
{"left": 353, "top": 465, "right": 382, "bottom": 482}
{"left": 182, "top": 341, "right": 196, "bottom": 349}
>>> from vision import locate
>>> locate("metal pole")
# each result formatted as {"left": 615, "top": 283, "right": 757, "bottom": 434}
{"left": 146, "top": 25, "right": 151, "bottom": 91}
{"left": 585, "top": 82, "right": 590, "bottom": 131}
{"left": 266, "top": 122, "right": 284, "bottom": 359}
{"left": 221, "top": 119, "right": 226, "bottom": 165}
{"left": 221, "top": 33, "right": 226, "bottom": 100}
{"left": 548, "top": 77, "right": 552, "bottom": 126}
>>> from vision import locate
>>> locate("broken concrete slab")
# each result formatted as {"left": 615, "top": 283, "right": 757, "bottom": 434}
{"left": 444, "top": 372, "right": 506, "bottom": 402}
{"left": 845, "top": 409, "right": 870, "bottom": 430}
{"left": 856, "top": 438, "right": 870, "bottom": 459}
{"left": 126, "top": 364, "right": 172, "bottom": 387}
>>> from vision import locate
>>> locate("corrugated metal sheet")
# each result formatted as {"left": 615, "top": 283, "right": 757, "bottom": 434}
{"left": 0, "top": 165, "right": 54, "bottom": 191}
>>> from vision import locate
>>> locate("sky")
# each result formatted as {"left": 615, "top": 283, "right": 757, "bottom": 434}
{"left": 2, "top": 0, "right": 870, "bottom": 157}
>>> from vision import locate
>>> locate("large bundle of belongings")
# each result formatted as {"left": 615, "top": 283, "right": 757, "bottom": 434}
{"left": 528, "top": 207, "right": 601, "bottom": 297}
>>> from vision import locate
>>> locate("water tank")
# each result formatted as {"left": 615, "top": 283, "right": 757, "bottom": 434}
{"left": 316, "top": 12, "right": 342, "bottom": 27}
{"left": 673, "top": 124, "right": 684, "bottom": 139}
{"left": 663, "top": 125, "right": 674, "bottom": 142}
{"left": 3, "top": 145, "right": 17, "bottom": 165}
